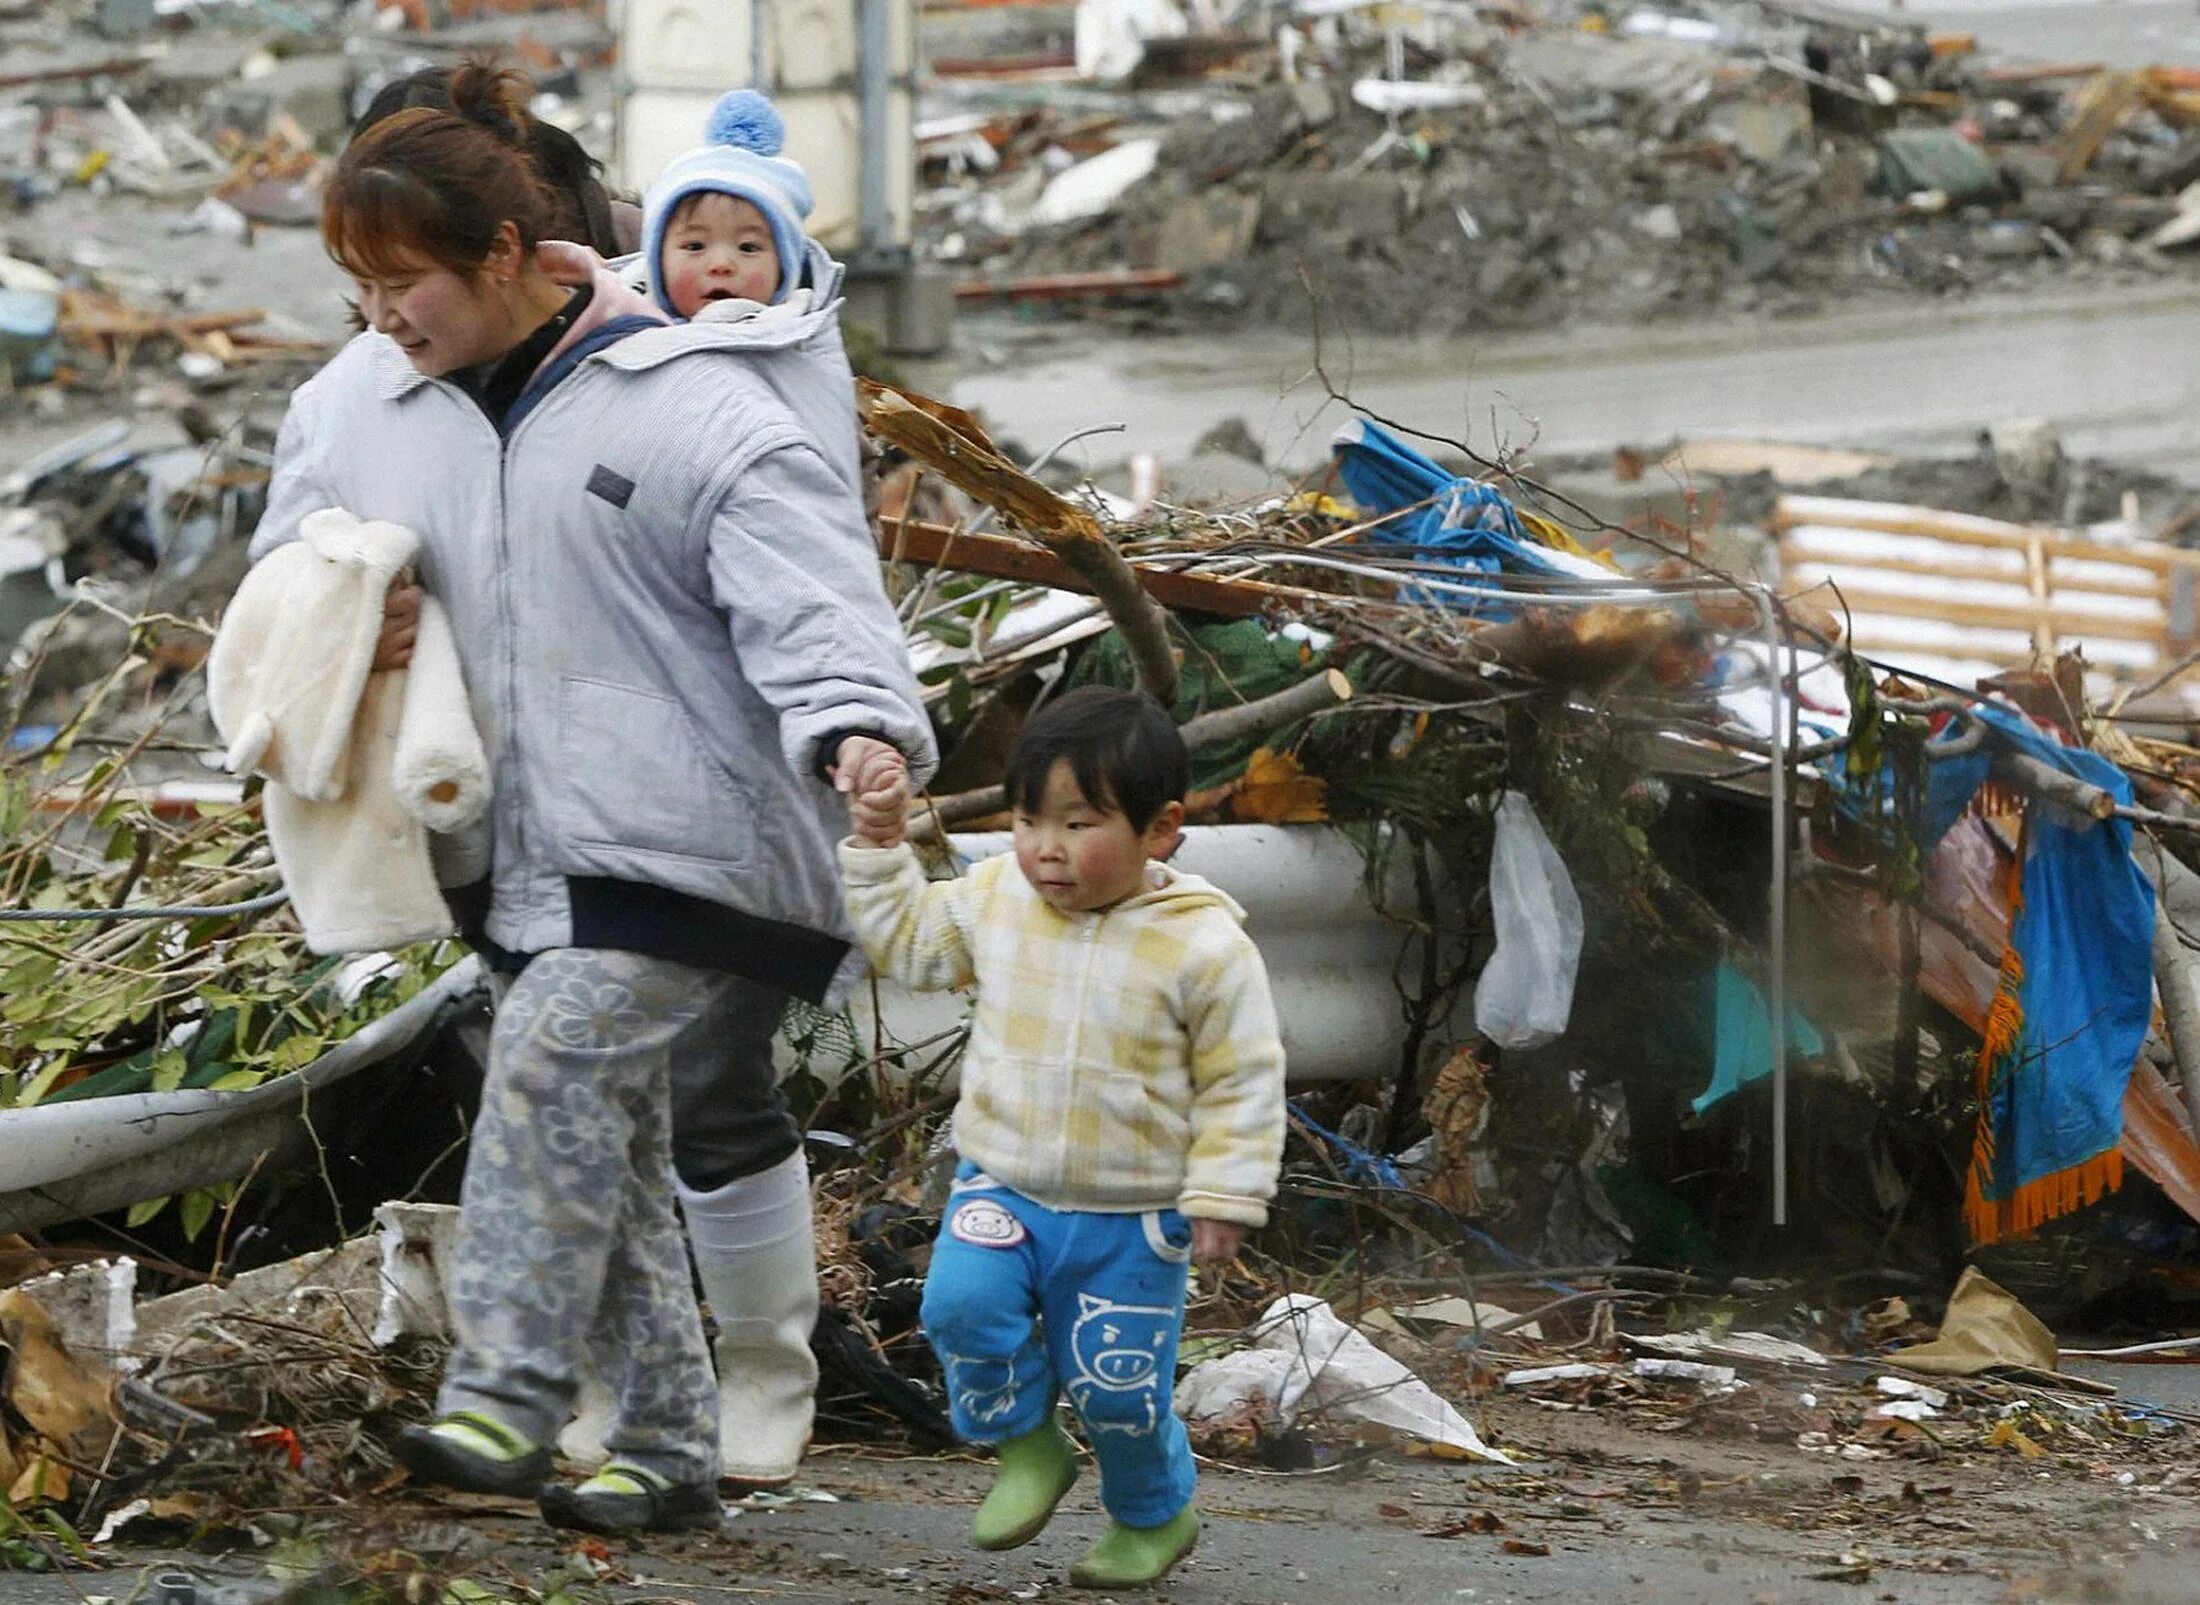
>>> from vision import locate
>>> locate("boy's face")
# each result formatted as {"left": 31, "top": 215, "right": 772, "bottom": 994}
{"left": 662, "top": 191, "right": 781, "bottom": 315}
{"left": 1012, "top": 758, "right": 1184, "bottom": 916}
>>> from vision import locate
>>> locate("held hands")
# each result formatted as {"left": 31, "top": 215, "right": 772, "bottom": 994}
{"left": 835, "top": 735, "right": 911, "bottom": 847}
{"left": 1190, "top": 1218, "right": 1245, "bottom": 1268}
{"left": 374, "top": 581, "right": 424, "bottom": 672}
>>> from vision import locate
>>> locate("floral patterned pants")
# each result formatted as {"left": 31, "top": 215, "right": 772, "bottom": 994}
{"left": 436, "top": 947, "right": 727, "bottom": 1486}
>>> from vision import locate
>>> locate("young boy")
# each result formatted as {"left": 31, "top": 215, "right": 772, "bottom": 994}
{"left": 838, "top": 687, "right": 1287, "bottom": 1589}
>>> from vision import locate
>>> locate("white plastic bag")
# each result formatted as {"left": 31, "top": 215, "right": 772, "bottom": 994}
{"left": 1174, "top": 1295, "right": 1515, "bottom": 1463}
{"left": 1472, "top": 790, "right": 1583, "bottom": 1050}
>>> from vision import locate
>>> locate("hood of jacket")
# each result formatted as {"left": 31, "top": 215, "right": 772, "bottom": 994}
{"left": 1103, "top": 860, "right": 1248, "bottom": 926}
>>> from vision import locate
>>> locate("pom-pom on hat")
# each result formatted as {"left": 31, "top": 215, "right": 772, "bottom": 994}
{"left": 642, "top": 88, "right": 814, "bottom": 310}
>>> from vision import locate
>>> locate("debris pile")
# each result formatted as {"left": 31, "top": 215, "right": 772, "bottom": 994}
{"left": 922, "top": 1, "right": 2200, "bottom": 331}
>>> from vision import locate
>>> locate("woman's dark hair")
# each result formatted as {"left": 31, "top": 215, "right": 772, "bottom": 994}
{"left": 323, "top": 62, "right": 563, "bottom": 280}
{"left": 1004, "top": 687, "right": 1189, "bottom": 832}
{"left": 354, "top": 64, "right": 620, "bottom": 256}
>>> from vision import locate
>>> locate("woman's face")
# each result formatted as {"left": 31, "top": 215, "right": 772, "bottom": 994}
{"left": 352, "top": 253, "right": 511, "bottom": 377}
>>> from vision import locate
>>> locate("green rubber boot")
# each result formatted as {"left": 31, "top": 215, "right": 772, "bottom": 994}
{"left": 971, "top": 1417, "right": 1081, "bottom": 1551}
{"left": 1069, "top": 1508, "right": 1200, "bottom": 1590}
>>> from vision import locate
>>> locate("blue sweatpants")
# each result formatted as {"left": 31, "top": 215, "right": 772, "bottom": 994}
{"left": 921, "top": 1165, "right": 1196, "bottom": 1528}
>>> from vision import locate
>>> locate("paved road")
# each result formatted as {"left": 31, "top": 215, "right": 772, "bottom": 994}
{"left": 1882, "top": 0, "right": 2200, "bottom": 69}
{"left": 936, "top": 281, "right": 2200, "bottom": 481}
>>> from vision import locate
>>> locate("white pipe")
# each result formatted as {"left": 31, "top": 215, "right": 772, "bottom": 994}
{"left": 841, "top": 824, "right": 1463, "bottom": 1087}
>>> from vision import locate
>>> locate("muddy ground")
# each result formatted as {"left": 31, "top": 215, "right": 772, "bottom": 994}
{"left": 15, "top": 1376, "right": 2195, "bottom": 1605}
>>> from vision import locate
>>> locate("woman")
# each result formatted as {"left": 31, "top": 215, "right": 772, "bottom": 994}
{"left": 340, "top": 65, "right": 832, "bottom": 1497}
{"left": 254, "top": 63, "right": 933, "bottom": 1532}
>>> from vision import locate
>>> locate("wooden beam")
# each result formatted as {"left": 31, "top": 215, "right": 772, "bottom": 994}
{"left": 1830, "top": 585, "right": 2167, "bottom": 645}
{"left": 1788, "top": 552, "right": 2166, "bottom": 601}
{"left": 1775, "top": 495, "right": 2200, "bottom": 576}
{"left": 878, "top": 519, "right": 1315, "bottom": 620}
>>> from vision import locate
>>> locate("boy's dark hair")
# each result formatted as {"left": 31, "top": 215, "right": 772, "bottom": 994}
{"left": 1005, "top": 687, "right": 1188, "bottom": 831}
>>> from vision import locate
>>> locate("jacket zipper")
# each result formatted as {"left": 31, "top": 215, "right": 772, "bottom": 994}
{"left": 432, "top": 384, "right": 531, "bottom": 902}
{"left": 1060, "top": 912, "right": 1105, "bottom": 1172}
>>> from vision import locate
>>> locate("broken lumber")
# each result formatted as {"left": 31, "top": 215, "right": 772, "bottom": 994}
{"left": 1992, "top": 749, "right": 2116, "bottom": 820}
{"left": 861, "top": 383, "right": 1180, "bottom": 706}
{"left": 2052, "top": 72, "right": 2141, "bottom": 183}
{"left": 877, "top": 519, "right": 1311, "bottom": 620}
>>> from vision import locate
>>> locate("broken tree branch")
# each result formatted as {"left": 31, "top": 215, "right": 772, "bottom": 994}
{"left": 1178, "top": 668, "right": 1353, "bottom": 749}
{"left": 1992, "top": 750, "right": 2116, "bottom": 821}
{"left": 860, "top": 383, "right": 1180, "bottom": 706}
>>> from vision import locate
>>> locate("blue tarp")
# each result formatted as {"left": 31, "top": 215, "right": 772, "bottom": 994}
{"left": 1329, "top": 419, "right": 1596, "bottom": 613}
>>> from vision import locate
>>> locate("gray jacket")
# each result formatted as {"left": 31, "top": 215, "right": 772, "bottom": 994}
{"left": 254, "top": 280, "right": 934, "bottom": 1003}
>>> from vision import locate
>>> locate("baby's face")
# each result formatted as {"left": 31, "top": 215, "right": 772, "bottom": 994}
{"left": 662, "top": 191, "right": 781, "bottom": 315}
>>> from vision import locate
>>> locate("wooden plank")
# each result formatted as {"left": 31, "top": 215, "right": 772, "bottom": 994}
{"left": 2052, "top": 71, "right": 2142, "bottom": 182}
{"left": 2026, "top": 536, "right": 2055, "bottom": 663}
{"left": 1836, "top": 585, "right": 2167, "bottom": 644}
{"left": 1845, "top": 637, "right": 2035, "bottom": 670}
{"left": 1984, "top": 62, "right": 2107, "bottom": 85}
{"left": 1775, "top": 496, "right": 2200, "bottom": 575}
{"left": 1787, "top": 551, "right": 2166, "bottom": 600}
{"left": 878, "top": 520, "right": 1310, "bottom": 619}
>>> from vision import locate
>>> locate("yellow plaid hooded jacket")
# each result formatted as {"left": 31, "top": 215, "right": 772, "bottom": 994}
{"left": 839, "top": 842, "right": 1287, "bottom": 1226}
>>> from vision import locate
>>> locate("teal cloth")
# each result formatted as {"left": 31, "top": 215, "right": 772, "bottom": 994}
{"left": 1692, "top": 962, "right": 1825, "bottom": 1117}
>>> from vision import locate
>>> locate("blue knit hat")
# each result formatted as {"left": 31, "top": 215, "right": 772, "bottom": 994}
{"left": 642, "top": 89, "right": 814, "bottom": 311}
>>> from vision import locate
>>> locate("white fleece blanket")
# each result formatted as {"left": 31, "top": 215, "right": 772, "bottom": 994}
{"left": 207, "top": 508, "right": 490, "bottom": 954}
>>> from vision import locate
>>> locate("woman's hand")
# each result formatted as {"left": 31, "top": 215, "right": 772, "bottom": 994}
{"left": 835, "top": 735, "right": 910, "bottom": 847}
{"left": 374, "top": 582, "right": 423, "bottom": 672}
{"left": 1190, "top": 1219, "right": 1246, "bottom": 1267}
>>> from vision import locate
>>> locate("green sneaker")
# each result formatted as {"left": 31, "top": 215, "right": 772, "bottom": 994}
{"left": 1069, "top": 1507, "right": 1200, "bottom": 1590}
{"left": 392, "top": 1411, "right": 551, "bottom": 1497}
{"left": 971, "top": 1417, "right": 1081, "bottom": 1551}
{"left": 538, "top": 1462, "right": 723, "bottom": 1535}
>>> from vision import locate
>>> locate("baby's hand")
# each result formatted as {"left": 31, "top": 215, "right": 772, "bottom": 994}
{"left": 835, "top": 735, "right": 910, "bottom": 847}
{"left": 1190, "top": 1219, "right": 1245, "bottom": 1268}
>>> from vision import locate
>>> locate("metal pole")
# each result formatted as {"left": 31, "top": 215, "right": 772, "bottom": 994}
{"left": 750, "top": 0, "right": 769, "bottom": 89}
{"left": 1757, "top": 587, "right": 1789, "bottom": 1227}
{"left": 858, "top": 0, "right": 892, "bottom": 257}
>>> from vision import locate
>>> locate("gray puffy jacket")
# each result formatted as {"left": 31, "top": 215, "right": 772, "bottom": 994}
{"left": 254, "top": 259, "right": 935, "bottom": 1003}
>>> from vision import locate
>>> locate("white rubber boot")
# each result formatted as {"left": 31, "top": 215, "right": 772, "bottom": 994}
{"left": 557, "top": 1370, "right": 616, "bottom": 1468}
{"left": 678, "top": 1149, "right": 820, "bottom": 1486}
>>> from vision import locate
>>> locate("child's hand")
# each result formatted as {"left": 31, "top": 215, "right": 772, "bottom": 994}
{"left": 1190, "top": 1219, "right": 1245, "bottom": 1268}
{"left": 835, "top": 735, "right": 910, "bottom": 847}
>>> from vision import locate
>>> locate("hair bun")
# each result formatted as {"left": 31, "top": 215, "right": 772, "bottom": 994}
{"left": 447, "top": 60, "right": 532, "bottom": 148}
{"left": 705, "top": 89, "right": 785, "bottom": 157}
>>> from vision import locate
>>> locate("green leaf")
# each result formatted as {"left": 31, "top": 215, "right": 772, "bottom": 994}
{"left": 149, "top": 1049, "right": 188, "bottom": 1094}
{"left": 269, "top": 1034, "right": 326, "bottom": 1073}
{"left": 125, "top": 1196, "right": 170, "bottom": 1229}
{"left": 15, "top": 1062, "right": 70, "bottom": 1108}
{"left": 179, "top": 1188, "right": 216, "bottom": 1243}
{"left": 946, "top": 671, "right": 972, "bottom": 726}
{"left": 204, "top": 1068, "right": 265, "bottom": 1093}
